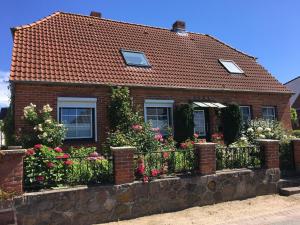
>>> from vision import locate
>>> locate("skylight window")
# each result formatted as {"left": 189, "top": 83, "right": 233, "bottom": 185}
{"left": 219, "top": 59, "right": 244, "bottom": 74}
{"left": 121, "top": 50, "right": 150, "bottom": 67}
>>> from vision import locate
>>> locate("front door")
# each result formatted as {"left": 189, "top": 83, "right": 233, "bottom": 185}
{"left": 193, "top": 109, "right": 210, "bottom": 140}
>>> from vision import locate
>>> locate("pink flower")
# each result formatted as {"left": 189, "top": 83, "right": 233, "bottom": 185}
{"left": 143, "top": 176, "right": 149, "bottom": 183}
{"left": 34, "top": 144, "right": 42, "bottom": 149}
{"left": 151, "top": 127, "right": 160, "bottom": 132}
{"left": 199, "top": 139, "right": 207, "bottom": 144}
{"left": 132, "top": 124, "right": 143, "bottom": 132}
{"left": 64, "top": 160, "right": 73, "bottom": 166}
{"left": 154, "top": 133, "right": 163, "bottom": 141}
{"left": 54, "top": 147, "right": 63, "bottom": 153}
{"left": 36, "top": 175, "right": 44, "bottom": 182}
{"left": 159, "top": 138, "right": 164, "bottom": 142}
{"left": 180, "top": 143, "right": 187, "bottom": 149}
{"left": 26, "top": 148, "right": 35, "bottom": 156}
{"left": 89, "top": 151, "right": 99, "bottom": 157}
{"left": 151, "top": 169, "right": 159, "bottom": 177}
{"left": 194, "top": 133, "right": 199, "bottom": 139}
{"left": 47, "top": 162, "right": 55, "bottom": 168}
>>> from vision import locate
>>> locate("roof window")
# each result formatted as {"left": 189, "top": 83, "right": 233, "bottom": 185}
{"left": 121, "top": 50, "right": 150, "bottom": 67}
{"left": 219, "top": 59, "right": 244, "bottom": 74}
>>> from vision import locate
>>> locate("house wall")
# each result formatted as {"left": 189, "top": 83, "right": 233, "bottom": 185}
{"left": 13, "top": 83, "right": 292, "bottom": 149}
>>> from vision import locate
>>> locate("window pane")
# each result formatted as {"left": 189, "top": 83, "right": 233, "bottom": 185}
{"left": 61, "top": 108, "right": 76, "bottom": 116}
{"left": 65, "top": 125, "right": 76, "bottom": 138}
{"left": 121, "top": 51, "right": 149, "bottom": 66}
{"left": 62, "top": 115, "right": 76, "bottom": 124}
{"left": 219, "top": 60, "right": 244, "bottom": 74}
{"left": 146, "top": 108, "right": 157, "bottom": 115}
{"left": 60, "top": 107, "right": 93, "bottom": 138}
{"left": 262, "top": 107, "right": 275, "bottom": 120}
{"left": 145, "top": 106, "right": 171, "bottom": 135}
{"left": 194, "top": 111, "right": 206, "bottom": 136}
{"left": 157, "top": 108, "right": 168, "bottom": 115}
{"left": 77, "top": 108, "right": 91, "bottom": 116}
{"left": 240, "top": 106, "right": 251, "bottom": 123}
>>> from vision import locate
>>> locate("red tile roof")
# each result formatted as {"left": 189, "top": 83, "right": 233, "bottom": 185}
{"left": 10, "top": 12, "right": 291, "bottom": 93}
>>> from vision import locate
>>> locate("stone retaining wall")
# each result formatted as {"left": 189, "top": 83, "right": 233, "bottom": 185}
{"left": 7, "top": 168, "right": 280, "bottom": 225}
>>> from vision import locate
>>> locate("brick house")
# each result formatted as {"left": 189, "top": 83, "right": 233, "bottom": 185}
{"left": 9, "top": 11, "right": 292, "bottom": 147}
{"left": 285, "top": 76, "right": 300, "bottom": 127}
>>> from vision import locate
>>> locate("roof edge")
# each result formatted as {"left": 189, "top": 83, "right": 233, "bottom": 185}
{"left": 204, "top": 34, "right": 257, "bottom": 60}
{"left": 12, "top": 12, "right": 61, "bottom": 31}
{"left": 284, "top": 76, "right": 300, "bottom": 85}
{"left": 10, "top": 80, "right": 294, "bottom": 95}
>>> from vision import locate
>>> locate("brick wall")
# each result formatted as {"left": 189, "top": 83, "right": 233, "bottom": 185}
{"left": 0, "top": 149, "right": 26, "bottom": 194}
{"left": 13, "top": 83, "right": 292, "bottom": 148}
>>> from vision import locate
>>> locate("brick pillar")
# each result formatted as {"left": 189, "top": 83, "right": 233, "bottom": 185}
{"left": 291, "top": 139, "right": 300, "bottom": 171}
{"left": 256, "top": 139, "right": 280, "bottom": 169}
{"left": 0, "top": 149, "right": 26, "bottom": 194}
{"left": 194, "top": 143, "right": 216, "bottom": 175}
{"left": 111, "top": 146, "right": 135, "bottom": 185}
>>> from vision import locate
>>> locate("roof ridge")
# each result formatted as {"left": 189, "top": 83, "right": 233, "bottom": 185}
{"left": 60, "top": 11, "right": 180, "bottom": 32}
{"left": 12, "top": 11, "right": 61, "bottom": 31}
{"left": 203, "top": 34, "right": 257, "bottom": 59}
{"left": 11, "top": 11, "right": 257, "bottom": 60}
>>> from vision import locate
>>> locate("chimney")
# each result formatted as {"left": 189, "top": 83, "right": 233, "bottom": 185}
{"left": 90, "top": 11, "right": 101, "bottom": 18}
{"left": 172, "top": 20, "right": 186, "bottom": 32}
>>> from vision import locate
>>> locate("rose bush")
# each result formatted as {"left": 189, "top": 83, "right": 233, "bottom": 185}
{"left": 19, "top": 103, "right": 66, "bottom": 148}
{"left": 24, "top": 145, "right": 112, "bottom": 190}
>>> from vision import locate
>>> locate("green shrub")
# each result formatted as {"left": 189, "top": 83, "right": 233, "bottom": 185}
{"left": 2, "top": 106, "right": 16, "bottom": 146}
{"left": 174, "top": 104, "right": 194, "bottom": 143}
{"left": 291, "top": 108, "right": 298, "bottom": 128}
{"left": 221, "top": 103, "right": 242, "bottom": 144}
{"left": 293, "top": 130, "right": 300, "bottom": 138}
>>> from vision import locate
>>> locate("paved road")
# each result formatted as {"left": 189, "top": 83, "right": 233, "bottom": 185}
{"left": 102, "top": 194, "right": 300, "bottom": 225}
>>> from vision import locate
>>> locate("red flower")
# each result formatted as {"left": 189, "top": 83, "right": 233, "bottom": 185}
{"left": 34, "top": 144, "right": 42, "bottom": 149}
{"left": 47, "top": 162, "right": 55, "bottom": 168}
{"left": 151, "top": 169, "right": 159, "bottom": 177}
{"left": 54, "top": 147, "right": 63, "bottom": 153}
{"left": 137, "top": 164, "right": 145, "bottom": 175}
{"left": 56, "top": 153, "right": 70, "bottom": 159}
{"left": 143, "top": 176, "right": 149, "bottom": 183}
{"left": 64, "top": 160, "right": 73, "bottom": 166}
{"left": 194, "top": 133, "right": 199, "bottom": 139}
{"left": 36, "top": 175, "right": 44, "bottom": 182}
{"left": 26, "top": 149, "right": 35, "bottom": 156}
{"left": 180, "top": 143, "right": 187, "bottom": 149}
{"left": 163, "top": 152, "right": 169, "bottom": 159}
{"left": 191, "top": 141, "right": 195, "bottom": 145}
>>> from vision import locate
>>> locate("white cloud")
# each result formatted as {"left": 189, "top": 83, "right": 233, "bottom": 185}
{"left": 0, "top": 71, "right": 10, "bottom": 108}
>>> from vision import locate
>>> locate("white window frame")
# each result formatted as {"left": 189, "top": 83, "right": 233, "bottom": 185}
{"left": 144, "top": 99, "right": 174, "bottom": 134}
{"left": 240, "top": 106, "right": 251, "bottom": 123}
{"left": 193, "top": 110, "right": 206, "bottom": 137}
{"left": 219, "top": 59, "right": 244, "bottom": 74}
{"left": 262, "top": 106, "right": 276, "bottom": 121}
{"left": 57, "top": 97, "right": 97, "bottom": 141}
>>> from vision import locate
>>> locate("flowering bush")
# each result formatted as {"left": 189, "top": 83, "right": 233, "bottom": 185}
{"left": 242, "top": 119, "right": 294, "bottom": 144}
{"left": 211, "top": 132, "right": 224, "bottom": 146}
{"left": 20, "top": 103, "right": 66, "bottom": 148}
{"left": 24, "top": 145, "right": 112, "bottom": 189}
{"left": 106, "top": 87, "right": 176, "bottom": 153}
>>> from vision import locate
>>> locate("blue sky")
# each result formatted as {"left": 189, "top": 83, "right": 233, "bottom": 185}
{"left": 0, "top": 0, "right": 300, "bottom": 108}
